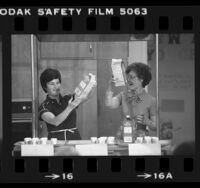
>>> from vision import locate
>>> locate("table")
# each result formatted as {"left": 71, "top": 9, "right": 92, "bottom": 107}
{"left": 13, "top": 140, "right": 173, "bottom": 156}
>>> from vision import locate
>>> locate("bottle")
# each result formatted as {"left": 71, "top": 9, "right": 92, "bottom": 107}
{"left": 132, "top": 118, "right": 137, "bottom": 142}
{"left": 123, "top": 115, "right": 133, "bottom": 143}
{"left": 135, "top": 114, "right": 146, "bottom": 137}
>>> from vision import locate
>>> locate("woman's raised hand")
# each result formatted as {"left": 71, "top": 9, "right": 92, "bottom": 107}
{"left": 68, "top": 96, "right": 82, "bottom": 110}
{"left": 108, "top": 75, "right": 117, "bottom": 91}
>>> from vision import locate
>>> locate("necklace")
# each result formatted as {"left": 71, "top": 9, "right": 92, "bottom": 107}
{"left": 126, "top": 89, "right": 143, "bottom": 104}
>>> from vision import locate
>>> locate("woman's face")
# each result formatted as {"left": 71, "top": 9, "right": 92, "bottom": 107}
{"left": 46, "top": 78, "right": 61, "bottom": 97}
{"left": 126, "top": 71, "right": 143, "bottom": 91}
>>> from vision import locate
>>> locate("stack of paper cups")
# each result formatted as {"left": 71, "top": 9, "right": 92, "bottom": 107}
{"left": 107, "top": 137, "right": 115, "bottom": 144}
{"left": 144, "top": 136, "right": 152, "bottom": 144}
{"left": 151, "top": 137, "right": 159, "bottom": 144}
{"left": 51, "top": 138, "right": 58, "bottom": 145}
{"left": 136, "top": 137, "right": 144, "bottom": 144}
{"left": 24, "top": 137, "right": 32, "bottom": 144}
{"left": 40, "top": 137, "right": 48, "bottom": 144}
{"left": 90, "top": 137, "right": 98, "bottom": 143}
{"left": 98, "top": 137, "right": 107, "bottom": 144}
{"left": 32, "top": 137, "right": 39, "bottom": 145}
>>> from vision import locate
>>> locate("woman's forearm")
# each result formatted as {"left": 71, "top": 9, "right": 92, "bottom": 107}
{"left": 105, "top": 89, "right": 120, "bottom": 109}
{"left": 145, "top": 117, "right": 157, "bottom": 131}
{"left": 48, "top": 105, "right": 75, "bottom": 127}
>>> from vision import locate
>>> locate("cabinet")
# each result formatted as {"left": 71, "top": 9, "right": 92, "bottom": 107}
{"left": 40, "top": 42, "right": 96, "bottom": 59}
{"left": 12, "top": 36, "right": 96, "bottom": 99}
{"left": 12, "top": 35, "right": 32, "bottom": 65}
{"left": 12, "top": 35, "right": 32, "bottom": 100}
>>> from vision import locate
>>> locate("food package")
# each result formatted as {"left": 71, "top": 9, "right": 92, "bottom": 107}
{"left": 21, "top": 144, "right": 54, "bottom": 156}
{"left": 111, "top": 59, "right": 126, "bottom": 87}
{"left": 74, "top": 73, "right": 97, "bottom": 99}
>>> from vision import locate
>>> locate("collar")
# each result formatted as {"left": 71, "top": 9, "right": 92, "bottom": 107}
{"left": 46, "top": 94, "right": 63, "bottom": 105}
{"left": 137, "top": 89, "right": 146, "bottom": 97}
{"left": 126, "top": 89, "right": 146, "bottom": 103}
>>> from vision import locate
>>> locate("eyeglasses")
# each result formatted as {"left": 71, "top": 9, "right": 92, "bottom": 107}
{"left": 127, "top": 75, "right": 138, "bottom": 81}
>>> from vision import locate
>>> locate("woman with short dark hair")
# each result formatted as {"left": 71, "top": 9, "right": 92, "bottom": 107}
{"left": 40, "top": 68, "right": 62, "bottom": 93}
{"left": 39, "top": 68, "right": 92, "bottom": 140}
{"left": 105, "top": 62, "right": 157, "bottom": 138}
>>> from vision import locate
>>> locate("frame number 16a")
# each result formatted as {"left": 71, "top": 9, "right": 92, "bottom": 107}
{"left": 137, "top": 172, "right": 173, "bottom": 180}
{"left": 154, "top": 172, "right": 173, "bottom": 180}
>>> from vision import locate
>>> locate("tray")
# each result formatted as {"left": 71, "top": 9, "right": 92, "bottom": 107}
{"left": 14, "top": 141, "right": 24, "bottom": 146}
{"left": 159, "top": 139, "right": 172, "bottom": 147}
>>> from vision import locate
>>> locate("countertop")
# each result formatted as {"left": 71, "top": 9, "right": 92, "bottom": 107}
{"left": 13, "top": 139, "right": 173, "bottom": 156}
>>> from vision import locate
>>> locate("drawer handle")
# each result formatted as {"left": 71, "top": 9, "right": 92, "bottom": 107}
{"left": 12, "top": 119, "right": 32, "bottom": 123}
{"left": 89, "top": 43, "right": 93, "bottom": 53}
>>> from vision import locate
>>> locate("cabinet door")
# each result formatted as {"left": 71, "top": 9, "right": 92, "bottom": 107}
{"left": 12, "top": 35, "right": 33, "bottom": 100}
{"left": 12, "top": 67, "right": 32, "bottom": 99}
{"left": 12, "top": 35, "right": 31, "bottom": 65}
{"left": 12, "top": 35, "right": 40, "bottom": 139}
{"left": 40, "top": 42, "right": 96, "bottom": 59}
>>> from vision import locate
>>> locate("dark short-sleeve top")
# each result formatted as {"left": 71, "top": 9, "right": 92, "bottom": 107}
{"left": 39, "top": 94, "right": 77, "bottom": 132}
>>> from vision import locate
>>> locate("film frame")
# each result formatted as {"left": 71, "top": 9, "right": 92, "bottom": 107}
{"left": 0, "top": 6, "right": 199, "bottom": 183}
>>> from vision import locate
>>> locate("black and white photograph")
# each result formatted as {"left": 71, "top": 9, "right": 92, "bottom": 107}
{"left": 11, "top": 34, "right": 195, "bottom": 156}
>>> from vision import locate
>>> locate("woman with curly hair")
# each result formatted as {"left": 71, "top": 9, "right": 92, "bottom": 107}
{"left": 105, "top": 62, "right": 157, "bottom": 138}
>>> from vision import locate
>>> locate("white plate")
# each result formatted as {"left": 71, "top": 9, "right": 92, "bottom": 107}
{"left": 66, "top": 140, "right": 92, "bottom": 145}
{"left": 14, "top": 141, "right": 24, "bottom": 146}
{"left": 159, "top": 139, "right": 172, "bottom": 146}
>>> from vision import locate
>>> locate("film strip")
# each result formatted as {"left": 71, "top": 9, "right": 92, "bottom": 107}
{"left": 0, "top": 6, "right": 199, "bottom": 183}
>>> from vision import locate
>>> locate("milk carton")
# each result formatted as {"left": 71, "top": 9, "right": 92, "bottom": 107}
{"left": 111, "top": 59, "right": 126, "bottom": 87}
{"left": 74, "top": 73, "right": 96, "bottom": 99}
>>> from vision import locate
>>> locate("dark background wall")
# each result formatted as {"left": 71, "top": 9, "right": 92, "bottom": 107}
{"left": 0, "top": 37, "right": 2, "bottom": 154}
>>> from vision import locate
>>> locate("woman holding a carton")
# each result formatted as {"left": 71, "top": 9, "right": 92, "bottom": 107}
{"left": 105, "top": 62, "right": 157, "bottom": 139}
{"left": 39, "top": 68, "right": 96, "bottom": 140}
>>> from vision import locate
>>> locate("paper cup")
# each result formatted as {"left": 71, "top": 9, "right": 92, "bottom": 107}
{"left": 91, "top": 137, "right": 97, "bottom": 143}
{"left": 151, "top": 137, "right": 159, "bottom": 144}
{"left": 136, "top": 137, "right": 143, "bottom": 144}
{"left": 32, "top": 137, "right": 39, "bottom": 145}
{"left": 51, "top": 138, "right": 58, "bottom": 145}
{"left": 107, "top": 137, "right": 115, "bottom": 144}
{"left": 24, "top": 137, "right": 32, "bottom": 144}
{"left": 40, "top": 137, "right": 48, "bottom": 144}
{"left": 144, "top": 136, "right": 151, "bottom": 144}
{"left": 98, "top": 137, "right": 107, "bottom": 144}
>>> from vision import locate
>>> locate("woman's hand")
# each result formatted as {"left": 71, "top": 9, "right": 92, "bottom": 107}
{"left": 135, "top": 115, "right": 145, "bottom": 125}
{"left": 78, "top": 84, "right": 96, "bottom": 104}
{"left": 135, "top": 115, "right": 157, "bottom": 131}
{"left": 68, "top": 96, "right": 82, "bottom": 110}
{"left": 108, "top": 75, "right": 116, "bottom": 91}
{"left": 116, "top": 126, "right": 123, "bottom": 140}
